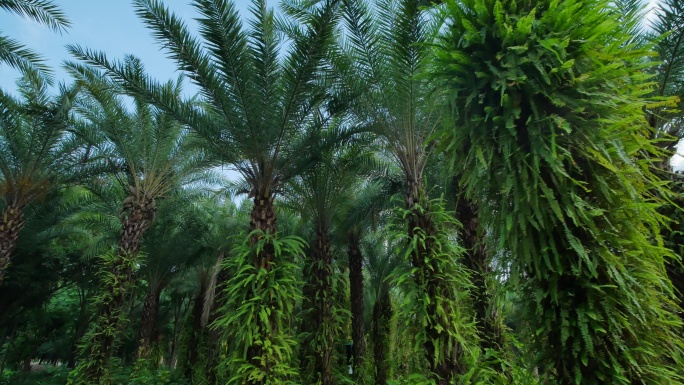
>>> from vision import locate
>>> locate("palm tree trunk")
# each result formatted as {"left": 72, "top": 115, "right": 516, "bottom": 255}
{"left": 249, "top": 194, "right": 277, "bottom": 268}
{"left": 300, "top": 226, "right": 335, "bottom": 385}
{"left": 244, "top": 194, "right": 279, "bottom": 385}
{"left": 68, "top": 288, "right": 90, "bottom": 368}
{"left": 207, "top": 265, "right": 229, "bottom": 385}
{"left": 168, "top": 295, "right": 186, "bottom": 371}
{"left": 405, "top": 178, "right": 465, "bottom": 384}
{"left": 454, "top": 195, "right": 506, "bottom": 353}
{"left": 73, "top": 194, "right": 156, "bottom": 384}
{"left": 371, "top": 290, "right": 392, "bottom": 385}
{"left": 0, "top": 201, "right": 26, "bottom": 285}
{"left": 136, "top": 282, "right": 164, "bottom": 360}
{"left": 184, "top": 279, "right": 207, "bottom": 380}
{"left": 314, "top": 228, "right": 335, "bottom": 385}
{"left": 348, "top": 230, "right": 366, "bottom": 376}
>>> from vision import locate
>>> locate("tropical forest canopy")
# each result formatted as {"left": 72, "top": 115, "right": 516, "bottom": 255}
{"left": 0, "top": 0, "right": 683, "bottom": 384}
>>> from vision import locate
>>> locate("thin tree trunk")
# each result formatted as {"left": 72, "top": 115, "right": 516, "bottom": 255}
{"left": 454, "top": 194, "right": 506, "bottom": 353}
{"left": 348, "top": 230, "right": 366, "bottom": 375}
{"left": 372, "top": 291, "right": 392, "bottom": 385}
{"left": 168, "top": 295, "right": 186, "bottom": 371}
{"left": 0, "top": 202, "right": 26, "bottom": 285}
{"left": 207, "top": 264, "right": 229, "bottom": 385}
{"left": 184, "top": 279, "right": 207, "bottom": 380}
{"left": 136, "top": 282, "right": 164, "bottom": 360}
{"left": 68, "top": 288, "right": 90, "bottom": 368}
{"left": 405, "top": 177, "right": 465, "bottom": 384}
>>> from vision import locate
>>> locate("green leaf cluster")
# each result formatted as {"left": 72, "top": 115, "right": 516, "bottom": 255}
{"left": 213, "top": 231, "right": 305, "bottom": 385}
{"left": 434, "top": 0, "right": 684, "bottom": 383}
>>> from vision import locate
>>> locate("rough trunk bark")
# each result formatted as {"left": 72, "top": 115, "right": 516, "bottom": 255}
{"left": 314, "top": 228, "right": 335, "bottom": 385}
{"left": 249, "top": 194, "right": 277, "bottom": 268}
{"left": 348, "top": 230, "right": 366, "bottom": 376}
{"left": 76, "top": 192, "right": 156, "bottom": 384}
{"left": 0, "top": 202, "right": 26, "bottom": 285}
{"left": 245, "top": 194, "right": 278, "bottom": 385}
{"left": 405, "top": 178, "right": 464, "bottom": 384}
{"left": 372, "top": 291, "right": 392, "bottom": 385}
{"left": 454, "top": 195, "right": 506, "bottom": 353}
{"left": 136, "top": 283, "right": 164, "bottom": 360}
{"left": 300, "top": 226, "right": 335, "bottom": 385}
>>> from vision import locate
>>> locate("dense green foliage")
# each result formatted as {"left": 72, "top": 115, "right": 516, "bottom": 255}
{"left": 1, "top": 0, "right": 684, "bottom": 384}
{"left": 434, "top": 0, "right": 684, "bottom": 383}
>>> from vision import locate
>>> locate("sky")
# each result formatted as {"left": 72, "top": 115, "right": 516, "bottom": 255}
{"left": 0, "top": 0, "right": 251, "bottom": 93}
{"left": 0, "top": 0, "right": 662, "bottom": 92}
{"left": 0, "top": 0, "right": 677, "bottom": 167}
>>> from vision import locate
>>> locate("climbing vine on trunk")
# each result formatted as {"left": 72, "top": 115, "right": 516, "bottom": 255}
{"left": 214, "top": 230, "right": 305, "bottom": 385}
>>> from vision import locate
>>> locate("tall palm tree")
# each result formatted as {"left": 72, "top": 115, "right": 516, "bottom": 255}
{"left": 284, "top": 129, "right": 367, "bottom": 385}
{"left": 0, "top": 70, "right": 80, "bottom": 284}
{"left": 67, "top": 1, "right": 341, "bottom": 382}
{"left": 362, "top": 231, "right": 401, "bottom": 385}
{"left": 134, "top": 190, "right": 214, "bottom": 361}
{"left": 435, "top": 0, "right": 684, "bottom": 383}
{"left": 0, "top": 0, "right": 70, "bottom": 78}
{"left": 339, "top": 176, "right": 398, "bottom": 378}
{"left": 452, "top": 185, "right": 507, "bottom": 355}
{"left": 65, "top": 66, "right": 214, "bottom": 384}
{"left": 335, "top": 0, "right": 474, "bottom": 382}
{"left": 180, "top": 196, "right": 246, "bottom": 385}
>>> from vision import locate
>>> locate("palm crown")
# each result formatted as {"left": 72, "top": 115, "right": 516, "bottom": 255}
{"left": 69, "top": 0, "right": 340, "bottom": 223}
{"left": 0, "top": 70, "right": 79, "bottom": 283}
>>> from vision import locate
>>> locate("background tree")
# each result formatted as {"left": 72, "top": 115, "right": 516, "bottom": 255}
{"left": 335, "top": 0, "right": 478, "bottom": 382}
{"left": 68, "top": 0, "right": 343, "bottom": 382}
{"left": 0, "top": 71, "right": 79, "bottom": 283}
{"left": 66, "top": 68, "right": 214, "bottom": 384}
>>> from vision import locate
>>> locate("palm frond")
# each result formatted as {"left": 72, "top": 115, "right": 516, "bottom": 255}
{"left": 0, "top": 33, "right": 51, "bottom": 78}
{"left": 0, "top": 0, "right": 70, "bottom": 32}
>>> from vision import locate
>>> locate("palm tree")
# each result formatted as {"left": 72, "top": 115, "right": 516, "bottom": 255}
{"left": 435, "top": 0, "right": 684, "bottom": 382}
{"left": 334, "top": 0, "right": 474, "bottom": 382}
{"left": 134, "top": 191, "right": 214, "bottom": 361}
{"left": 0, "top": 0, "right": 70, "bottom": 78}
{"left": 65, "top": 67, "right": 214, "bottom": 384}
{"left": 362, "top": 231, "right": 401, "bottom": 385}
{"left": 284, "top": 130, "right": 367, "bottom": 385}
{"left": 180, "top": 196, "right": 246, "bottom": 385}
{"left": 452, "top": 185, "right": 507, "bottom": 354}
{"left": 67, "top": 1, "right": 342, "bottom": 382}
{"left": 339, "top": 177, "right": 398, "bottom": 378}
{"left": 0, "top": 70, "right": 80, "bottom": 284}
{"left": 68, "top": 0, "right": 340, "bottom": 248}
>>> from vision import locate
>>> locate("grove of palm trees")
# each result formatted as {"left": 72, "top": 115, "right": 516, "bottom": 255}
{"left": 1, "top": 0, "right": 683, "bottom": 384}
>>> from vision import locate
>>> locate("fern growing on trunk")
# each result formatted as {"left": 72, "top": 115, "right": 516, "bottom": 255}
{"left": 434, "top": 0, "right": 684, "bottom": 383}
